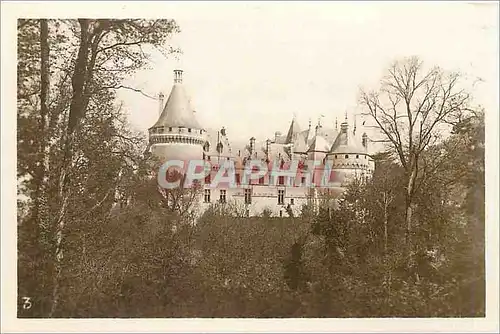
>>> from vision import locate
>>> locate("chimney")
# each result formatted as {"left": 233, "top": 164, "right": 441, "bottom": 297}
{"left": 249, "top": 137, "right": 256, "bottom": 155}
{"left": 341, "top": 121, "right": 348, "bottom": 133}
{"left": 174, "top": 69, "right": 183, "bottom": 84}
{"left": 158, "top": 92, "right": 165, "bottom": 116}
{"left": 274, "top": 131, "right": 281, "bottom": 143}
{"left": 362, "top": 133, "right": 368, "bottom": 148}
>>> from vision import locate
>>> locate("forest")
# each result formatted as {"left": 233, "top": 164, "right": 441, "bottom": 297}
{"left": 17, "top": 19, "right": 485, "bottom": 318}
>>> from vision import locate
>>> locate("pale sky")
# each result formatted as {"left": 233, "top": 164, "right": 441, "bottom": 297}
{"left": 118, "top": 2, "right": 498, "bottom": 144}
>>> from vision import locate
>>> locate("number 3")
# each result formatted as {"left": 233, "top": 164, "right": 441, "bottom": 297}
{"left": 22, "top": 297, "right": 32, "bottom": 310}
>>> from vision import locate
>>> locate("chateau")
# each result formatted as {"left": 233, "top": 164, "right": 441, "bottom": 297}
{"left": 148, "top": 70, "right": 375, "bottom": 217}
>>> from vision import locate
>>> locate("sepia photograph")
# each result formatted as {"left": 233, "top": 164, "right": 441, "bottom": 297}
{"left": 1, "top": 1, "right": 499, "bottom": 332}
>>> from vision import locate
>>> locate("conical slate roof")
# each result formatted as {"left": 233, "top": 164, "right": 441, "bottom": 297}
{"left": 317, "top": 127, "right": 339, "bottom": 146}
{"left": 151, "top": 72, "right": 202, "bottom": 130}
{"left": 285, "top": 118, "right": 301, "bottom": 144}
{"left": 330, "top": 121, "right": 365, "bottom": 154}
{"left": 292, "top": 132, "right": 309, "bottom": 154}
{"left": 307, "top": 134, "right": 330, "bottom": 153}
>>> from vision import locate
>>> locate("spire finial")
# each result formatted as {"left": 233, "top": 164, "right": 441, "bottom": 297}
{"left": 318, "top": 114, "right": 324, "bottom": 128}
{"left": 335, "top": 117, "right": 338, "bottom": 130}
{"left": 341, "top": 112, "right": 349, "bottom": 133}
{"left": 158, "top": 92, "right": 165, "bottom": 116}
{"left": 174, "top": 69, "right": 183, "bottom": 84}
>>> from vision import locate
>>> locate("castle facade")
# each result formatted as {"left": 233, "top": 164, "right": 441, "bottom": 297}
{"left": 148, "top": 70, "right": 375, "bottom": 217}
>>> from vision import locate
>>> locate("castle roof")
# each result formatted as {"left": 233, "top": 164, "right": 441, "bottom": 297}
{"left": 151, "top": 70, "right": 202, "bottom": 130}
{"left": 307, "top": 134, "right": 330, "bottom": 153}
{"left": 292, "top": 132, "right": 309, "bottom": 154}
{"left": 204, "top": 128, "right": 235, "bottom": 158}
{"left": 329, "top": 121, "right": 365, "bottom": 154}
{"left": 285, "top": 118, "right": 301, "bottom": 144}
{"left": 316, "top": 127, "right": 339, "bottom": 146}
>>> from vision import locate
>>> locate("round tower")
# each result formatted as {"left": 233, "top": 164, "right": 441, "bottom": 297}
{"left": 327, "top": 118, "right": 374, "bottom": 183}
{"left": 148, "top": 69, "right": 205, "bottom": 162}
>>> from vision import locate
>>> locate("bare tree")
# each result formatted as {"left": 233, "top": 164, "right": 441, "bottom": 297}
{"left": 157, "top": 177, "right": 202, "bottom": 224}
{"left": 359, "top": 57, "right": 472, "bottom": 250}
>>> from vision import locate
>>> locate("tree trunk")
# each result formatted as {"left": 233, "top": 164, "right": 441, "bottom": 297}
{"left": 405, "top": 203, "right": 413, "bottom": 246}
{"left": 383, "top": 201, "right": 388, "bottom": 257}
{"left": 383, "top": 196, "right": 391, "bottom": 306}
{"left": 404, "top": 167, "right": 417, "bottom": 248}
{"left": 21, "top": 18, "right": 51, "bottom": 317}
{"left": 31, "top": 19, "right": 49, "bottom": 237}
{"left": 49, "top": 19, "right": 91, "bottom": 317}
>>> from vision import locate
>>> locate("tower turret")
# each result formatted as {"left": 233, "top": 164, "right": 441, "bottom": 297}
{"left": 148, "top": 69, "right": 205, "bottom": 162}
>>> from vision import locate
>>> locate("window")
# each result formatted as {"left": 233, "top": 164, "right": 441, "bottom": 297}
{"left": 278, "top": 189, "right": 285, "bottom": 205}
{"left": 200, "top": 130, "right": 203, "bottom": 134}
{"left": 278, "top": 176, "right": 285, "bottom": 185}
{"left": 279, "top": 210, "right": 283, "bottom": 217}
{"left": 335, "top": 155, "right": 338, "bottom": 158}
{"left": 220, "top": 190, "right": 227, "bottom": 203}
{"left": 301, "top": 176, "right": 306, "bottom": 185}
{"left": 188, "top": 128, "right": 192, "bottom": 133}
{"left": 356, "top": 155, "right": 359, "bottom": 158}
{"left": 235, "top": 173, "right": 241, "bottom": 185}
{"left": 204, "top": 189, "right": 211, "bottom": 203}
{"left": 345, "top": 155, "right": 349, "bottom": 158}
{"left": 290, "top": 198, "right": 294, "bottom": 205}
{"left": 205, "top": 173, "right": 211, "bottom": 185}
{"left": 244, "top": 188, "right": 252, "bottom": 204}
{"left": 259, "top": 176, "right": 265, "bottom": 185}
{"left": 168, "top": 127, "right": 172, "bottom": 132}
{"left": 246, "top": 209, "right": 250, "bottom": 217}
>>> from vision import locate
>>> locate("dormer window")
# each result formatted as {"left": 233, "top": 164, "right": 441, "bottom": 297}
{"left": 335, "top": 155, "right": 338, "bottom": 158}
{"left": 356, "top": 155, "right": 359, "bottom": 159}
{"left": 168, "top": 127, "right": 172, "bottom": 132}
{"left": 188, "top": 128, "right": 192, "bottom": 133}
{"left": 203, "top": 141, "right": 210, "bottom": 152}
{"left": 345, "top": 155, "right": 349, "bottom": 159}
